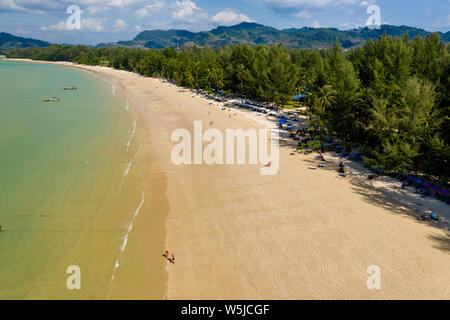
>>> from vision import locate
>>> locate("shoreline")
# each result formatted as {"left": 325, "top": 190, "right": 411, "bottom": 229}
{"left": 6, "top": 59, "right": 450, "bottom": 299}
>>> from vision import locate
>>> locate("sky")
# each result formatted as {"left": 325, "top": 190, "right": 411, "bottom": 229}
{"left": 0, "top": 0, "right": 449, "bottom": 45}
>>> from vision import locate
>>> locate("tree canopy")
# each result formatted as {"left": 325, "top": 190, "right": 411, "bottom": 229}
{"left": 7, "top": 33, "right": 450, "bottom": 182}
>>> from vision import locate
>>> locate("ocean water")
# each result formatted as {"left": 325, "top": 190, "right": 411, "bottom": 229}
{"left": 0, "top": 60, "right": 145, "bottom": 299}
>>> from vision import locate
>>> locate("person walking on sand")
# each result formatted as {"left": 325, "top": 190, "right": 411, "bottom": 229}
{"left": 171, "top": 254, "right": 175, "bottom": 264}
{"left": 165, "top": 250, "right": 169, "bottom": 258}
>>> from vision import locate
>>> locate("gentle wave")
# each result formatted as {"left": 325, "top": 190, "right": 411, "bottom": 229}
{"left": 123, "top": 162, "right": 132, "bottom": 178}
{"left": 106, "top": 189, "right": 146, "bottom": 298}
{"left": 120, "top": 190, "right": 145, "bottom": 253}
{"left": 125, "top": 116, "right": 138, "bottom": 152}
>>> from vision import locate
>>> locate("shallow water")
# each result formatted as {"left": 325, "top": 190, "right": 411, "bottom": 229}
{"left": 0, "top": 61, "right": 145, "bottom": 299}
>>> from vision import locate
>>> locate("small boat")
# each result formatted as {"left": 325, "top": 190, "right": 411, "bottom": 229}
{"left": 63, "top": 87, "right": 78, "bottom": 90}
{"left": 42, "top": 97, "right": 61, "bottom": 102}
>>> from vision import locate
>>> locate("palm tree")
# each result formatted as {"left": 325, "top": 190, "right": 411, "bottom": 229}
{"left": 313, "top": 84, "right": 336, "bottom": 139}
{"left": 318, "top": 84, "right": 336, "bottom": 114}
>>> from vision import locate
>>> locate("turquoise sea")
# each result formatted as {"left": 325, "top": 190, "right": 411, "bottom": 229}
{"left": 0, "top": 60, "right": 144, "bottom": 299}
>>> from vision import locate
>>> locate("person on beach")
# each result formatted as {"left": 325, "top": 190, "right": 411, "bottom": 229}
{"left": 165, "top": 250, "right": 169, "bottom": 258}
{"left": 338, "top": 162, "right": 345, "bottom": 174}
{"left": 171, "top": 254, "right": 175, "bottom": 263}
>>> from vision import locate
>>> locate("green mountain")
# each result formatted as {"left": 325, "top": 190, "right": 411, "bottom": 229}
{"left": 97, "top": 23, "right": 450, "bottom": 49}
{"left": 0, "top": 32, "right": 50, "bottom": 53}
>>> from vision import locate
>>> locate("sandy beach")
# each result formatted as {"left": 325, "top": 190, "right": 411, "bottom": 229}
{"left": 9, "top": 59, "right": 450, "bottom": 299}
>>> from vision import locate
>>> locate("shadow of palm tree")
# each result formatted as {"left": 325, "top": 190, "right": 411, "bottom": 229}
{"left": 428, "top": 234, "right": 450, "bottom": 252}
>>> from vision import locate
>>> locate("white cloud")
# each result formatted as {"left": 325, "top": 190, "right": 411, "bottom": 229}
{"left": 43, "top": 17, "right": 104, "bottom": 32}
{"left": 82, "top": 17, "right": 104, "bottom": 31}
{"left": 47, "top": 21, "right": 69, "bottom": 31}
{"left": 135, "top": 0, "right": 164, "bottom": 20}
{"left": 294, "top": 10, "right": 310, "bottom": 19}
{"left": 311, "top": 20, "right": 321, "bottom": 28}
{"left": 1, "top": 0, "right": 145, "bottom": 12}
{"left": 113, "top": 18, "right": 127, "bottom": 29}
{"left": 254, "top": 0, "right": 332, "bottom": 10}
{"left": 14, "top": 27, "right": 31, "bottom": 35}
{"left": 359, "top": 0, "right": 376, "bottom": 6}
{"left": 0, "top": 0, "right": 27, "bottom": 11}
{"left": 171, "top": 0, "right": 207, "bottom": 22}
{"left": 106, "top": 0, "right": 144, "bottom": 7}
{"left": 211, "top": 9, "right": 255, "bottom": 26}
{"left": 86, "top": 5, "right": 106, "bottom": 14}
{"left": 0, "top": 0, "right": 63, "bottom": 12}
{"left": 252, "top": 0, "right": 367, "bottom": 15}
{"left": 60, "top": 0, "right": 143, "bottom": 7}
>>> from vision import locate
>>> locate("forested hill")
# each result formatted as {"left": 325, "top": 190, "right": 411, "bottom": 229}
{"left": 97, "top": 23, "right": 450, "bottom": 49}
{"left": 0, "top": 32, "right": 50, "bottom": 53}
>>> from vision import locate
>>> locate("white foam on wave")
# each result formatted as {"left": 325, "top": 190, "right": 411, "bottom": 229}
{"left": 123, "top": 161, "right": 132, "bottom": 177}
{"left": 119, "top": 190, "right": 145, "bottom": 253}
{"left": 112, "top": 189, "right": 146, "bottom": 284}
{"left": 133, "top": 190, "right": 145, "bottom": 217}
{"left": 125, "top": 100, "right": 130, "bottom": 112}
{"left": 125, "top": 117, "right": 138, "bottom": 152}
{"left": 120, "top": 234, "right": 128, "bottom": 252}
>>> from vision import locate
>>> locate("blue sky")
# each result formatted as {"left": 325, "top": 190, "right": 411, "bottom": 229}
{"left": 0, "top": 0, "right": 449, "bottom": 45}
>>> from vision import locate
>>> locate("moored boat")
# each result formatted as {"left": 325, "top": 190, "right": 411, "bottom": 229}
{"left": 42, "top": 97, "right": 61, "bottom": 102}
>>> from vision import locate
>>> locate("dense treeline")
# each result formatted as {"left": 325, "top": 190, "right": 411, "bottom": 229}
{"left": 7, "top": 33, "right": 450, "bottom": 182}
